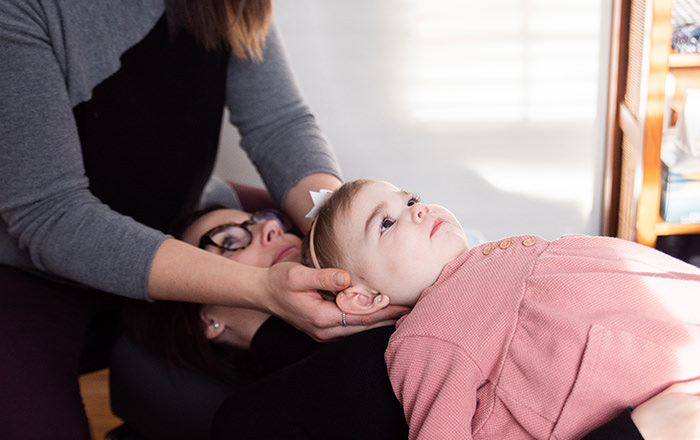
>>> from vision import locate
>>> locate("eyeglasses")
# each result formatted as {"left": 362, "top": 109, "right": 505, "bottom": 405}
{"left": 198, "top": 209, "right": 293, "bottom": 252}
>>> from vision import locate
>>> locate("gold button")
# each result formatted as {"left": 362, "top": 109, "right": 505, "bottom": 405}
{"left": 482, "top": 245, "right": 495, "bottom": 255}
{"left": 522, "top": 238, "right": 536, "bottom": 247}
{"left": 499, "top": 239, "right": 511, "bottom": 249}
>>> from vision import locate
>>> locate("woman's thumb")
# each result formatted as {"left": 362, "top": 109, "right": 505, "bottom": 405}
{"left": 331, "top": 270, "right": 350, "bottom": 289}
{"left": 309, "top": 267, "right": 350, "bottom": 291}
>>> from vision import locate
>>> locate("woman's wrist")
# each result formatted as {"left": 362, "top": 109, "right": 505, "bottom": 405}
{"left": 147, "top": 237, "right": 270, "bottom": 309}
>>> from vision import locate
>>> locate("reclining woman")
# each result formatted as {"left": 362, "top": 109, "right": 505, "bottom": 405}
{"left": 132, "top": 200, "right": 700, "bottom": 440}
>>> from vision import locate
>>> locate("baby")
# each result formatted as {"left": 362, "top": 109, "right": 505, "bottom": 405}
{"left": 302, "top": 178, "right": 700, "bottom": 440}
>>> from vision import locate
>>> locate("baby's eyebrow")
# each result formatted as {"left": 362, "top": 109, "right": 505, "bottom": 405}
{"left": 363, "top": 190, "right": 412, "bottom": 236}
{"left": 365, "top": 202, "right": 387, "bottom": 236}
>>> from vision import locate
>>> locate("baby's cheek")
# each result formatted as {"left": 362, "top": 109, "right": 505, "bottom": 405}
{"left": 386, "top": 259, "right": 402, "bottom": 276}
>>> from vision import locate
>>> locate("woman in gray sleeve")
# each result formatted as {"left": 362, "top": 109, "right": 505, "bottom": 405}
{"left": 0, "top": 1, "right": 403, "bottom": 437}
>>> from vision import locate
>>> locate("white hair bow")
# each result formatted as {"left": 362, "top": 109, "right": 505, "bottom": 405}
{"left": 304, "top": 189, "right": 333, "bottom": 218}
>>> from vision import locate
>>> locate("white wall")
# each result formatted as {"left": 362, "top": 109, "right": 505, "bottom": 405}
{"left": 215, "top": 0, "right": 611, "bottom": 242}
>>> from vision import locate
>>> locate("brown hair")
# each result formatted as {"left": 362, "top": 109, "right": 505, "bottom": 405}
{"left": 301, "top": 179, "right": 371, "bottom": 277}
{"left": 165, "top": 0, "right": 273, "bottom": 59}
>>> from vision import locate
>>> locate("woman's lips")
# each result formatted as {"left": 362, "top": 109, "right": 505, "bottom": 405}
{"left": 430, "top": 219, "right": 444, "bottom": 237}
{"left": 273, "top": 245, "right": 299, "bottom": 265}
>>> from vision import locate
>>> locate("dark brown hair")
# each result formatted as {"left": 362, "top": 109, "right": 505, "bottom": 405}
{"left": 125, "top": 299, "right": 243, "bottom": 383}
{"left": 165, "top": 0, "right": 273, "bottom": 59}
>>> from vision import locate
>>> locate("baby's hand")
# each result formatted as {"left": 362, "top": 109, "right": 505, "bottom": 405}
{"left": 631, "top": 378, "right": 700, "bottom": 440}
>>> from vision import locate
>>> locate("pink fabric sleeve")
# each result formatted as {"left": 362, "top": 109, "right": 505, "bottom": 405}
{"left": 386, "top": 335, "right": 481, "bottom": 440}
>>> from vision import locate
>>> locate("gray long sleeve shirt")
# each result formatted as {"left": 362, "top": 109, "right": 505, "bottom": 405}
{"left": 0, "top": 0, "right": 340, "bottom": 299}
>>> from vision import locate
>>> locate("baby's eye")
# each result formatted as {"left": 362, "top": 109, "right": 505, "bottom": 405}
{"left": 380, "top": 218, "right": 395, "bottom": 234}
{"left": 407, "top": 194, "right": 421, "bottom": 206}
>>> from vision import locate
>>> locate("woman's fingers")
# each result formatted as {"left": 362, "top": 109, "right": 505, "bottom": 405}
{"left": 264, "top": 263, "right": 408, "bottom": 341}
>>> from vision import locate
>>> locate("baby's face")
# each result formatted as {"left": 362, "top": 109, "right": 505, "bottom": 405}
{"left": 335, "top": 181, "right": 469, "bottom": 306}
{"left": 182, "top": 208, "right": 302, "bottom": 268}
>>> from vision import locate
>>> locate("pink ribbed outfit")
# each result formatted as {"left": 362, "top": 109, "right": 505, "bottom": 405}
{"left": 385, "top": 235, "right": 700, "bottom": 440}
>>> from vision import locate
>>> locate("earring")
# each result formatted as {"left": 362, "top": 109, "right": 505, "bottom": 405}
{"left": 213, "top": 322, "right": 220, "bottom": 329}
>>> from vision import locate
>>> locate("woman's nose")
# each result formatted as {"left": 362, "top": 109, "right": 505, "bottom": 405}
{"left": 410, "top": 203, "right": 429, "bottom": 223}
{"left": 259, "top": 220, "right": 282, "bottom": 245}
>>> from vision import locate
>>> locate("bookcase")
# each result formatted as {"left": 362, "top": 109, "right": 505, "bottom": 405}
{"left": 603, "top": 0, "right": 700, "bottom": 246}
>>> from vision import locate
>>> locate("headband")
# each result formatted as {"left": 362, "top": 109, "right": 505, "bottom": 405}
{"left": 305, "top": 190, "right": 333, "bottom": 270}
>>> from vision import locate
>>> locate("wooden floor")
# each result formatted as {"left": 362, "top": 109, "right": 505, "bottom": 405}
{"left": 79, "top": 368, "right": 124, "bottom": 440}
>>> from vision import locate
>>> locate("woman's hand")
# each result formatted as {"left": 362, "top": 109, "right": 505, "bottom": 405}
{"left": 148, "top": 239, "right": 407, "bottom": 341}
{"left": 631, "top": 378, "right": 700, "bottom": 440}
{"left": 262, "top": 262, "right": 409, "bottom": 341}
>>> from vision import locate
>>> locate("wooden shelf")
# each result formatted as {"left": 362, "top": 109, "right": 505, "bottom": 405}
{"left": 655, "top": 219, "right": 700, "bottom": 236}
{"left": 604, "top": 0, "right": 700, "bottom": 247}
{"left": 669, "top": 52, "right": 700, "bottom": 68}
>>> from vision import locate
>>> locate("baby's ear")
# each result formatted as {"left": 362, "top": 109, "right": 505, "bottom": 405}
{"left": 336, "top": 285, "right": 389, "bottom": 315}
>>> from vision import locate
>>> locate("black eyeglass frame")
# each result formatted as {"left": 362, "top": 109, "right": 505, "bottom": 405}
{"left": 198, "top": 209, "right": 292, "bottom": 252}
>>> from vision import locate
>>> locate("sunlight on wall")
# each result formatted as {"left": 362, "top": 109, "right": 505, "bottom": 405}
{"left": 262, "top": 0, "right": 608, "bottom": 239}
{"left": 399, "top": 0, "right": 601, "bottom": 122}
{"left": 474, "top": 164, "right": 595, "bottom": 217}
